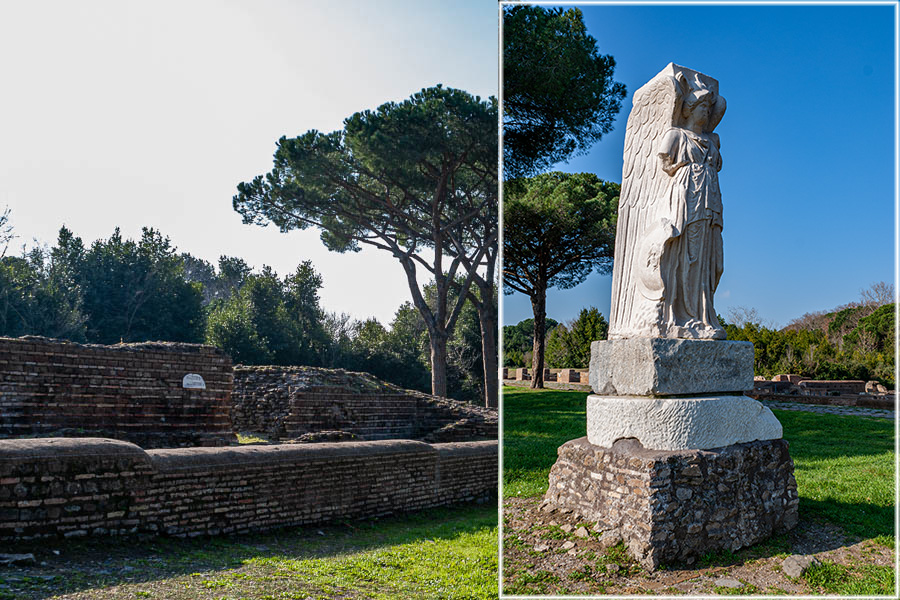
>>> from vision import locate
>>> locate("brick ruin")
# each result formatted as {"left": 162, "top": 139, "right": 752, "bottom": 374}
{"left": 502, "top": 368, "right": 589, "bottom": 384}
{"left": 0, "top": 336, "right": 235, "bottom": 448}
{"left": 0, "top": 336, "right": 498, "bottom": 542}
{"left": 231, "top": 366, "right": 497, "bottom": 443}
{"left": 0, "top": 436, "right": 495, "bottom": 541}
{"left": 748, "top": 374, "right": 894, "bottom": 410}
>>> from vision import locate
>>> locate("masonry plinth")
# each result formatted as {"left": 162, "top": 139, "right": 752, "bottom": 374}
{"left": 545, "top": 437, "right": 799, "bottom": 570}
{"left": 544, "top": 338, "right": 797, "bottom": 569}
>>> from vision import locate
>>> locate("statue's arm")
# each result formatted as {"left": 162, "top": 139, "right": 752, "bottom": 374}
{"left": 658, "top": 129, "right": 686, "bottom": 177}
{"left": 710, "top": 132, "right": 723, "bottom": 172}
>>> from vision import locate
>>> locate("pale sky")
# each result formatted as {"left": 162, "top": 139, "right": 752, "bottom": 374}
{"left": 0, "top": 0, "right": 498, "bottom": 324}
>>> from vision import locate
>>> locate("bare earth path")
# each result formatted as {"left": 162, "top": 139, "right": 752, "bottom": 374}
{"left": 502, "top": 497, "right": 894, "bottom": 596}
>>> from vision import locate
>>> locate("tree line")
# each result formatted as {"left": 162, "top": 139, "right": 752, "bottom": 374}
{"left": 503, "top": 289, "right": 895, "bottom": 389}
{"left": 0, "top": 224, "right": 488, "bottom": 404}
{"left": 503, "top": 306, "right": 608, "bottom": 370}
{"left": 722, "top": 285, "right": 895, "bottom": 388}
{"left": 1, "top": 83, "right": 498, "bottom": 407}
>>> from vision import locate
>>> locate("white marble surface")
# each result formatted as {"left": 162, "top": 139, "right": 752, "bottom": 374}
{"left": 586, "top": 395, "right": 783, "bottom": 451}
{"left": 589, "top": 338, "right": 754, "bottom": 396}
{"left": 609, "top": 63, "right": 728, "bottom": 341}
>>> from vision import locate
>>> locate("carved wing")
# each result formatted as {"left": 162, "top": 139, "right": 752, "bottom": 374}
{"left": 621, "top": 74, "right": 681, "bottom": 211}
{"left": 609, "top": 72, "right": 683, "bottom": 338}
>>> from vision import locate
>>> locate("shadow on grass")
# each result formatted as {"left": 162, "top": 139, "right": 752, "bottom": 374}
{"left": 503, "top": 387, "right": 588, "bottom": 496}
{"left": 775, "top": 409, "right": 894, "bottom": 461}
{"left": 0, "top": 500, "right": 497, "bottom": 600}
{"left": 504, "top": 388, "right": 895, "bottom": 545}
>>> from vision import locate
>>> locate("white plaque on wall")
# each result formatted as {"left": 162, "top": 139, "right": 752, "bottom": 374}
{"left": 182, "top": 373, "right": 206, "bottom": 389}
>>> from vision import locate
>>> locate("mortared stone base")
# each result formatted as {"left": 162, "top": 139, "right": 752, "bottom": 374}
{"left": 545, "top": 437, "right": 798, "bottom": 570}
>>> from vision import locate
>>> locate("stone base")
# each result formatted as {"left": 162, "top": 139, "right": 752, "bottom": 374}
{"left": 586, "top": 395, "right": 782, "bottom": 450}
{"left": 545, "top": 437, "right": 798, "bottom": 570}
{"left": 589, "top": 338, "right": 754, "bottom": 396}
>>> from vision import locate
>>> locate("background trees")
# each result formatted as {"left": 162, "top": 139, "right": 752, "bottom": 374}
{"left": 503, "top": 172, "right": 618, "bottom": 387}
{"left": 723, "top": 283, "right": 895, "bottom": 387}
{"left": 545, "top": 307, "right": 608, "bottom": 369}
{"left": 233, "top": 85, "right": 497, "bottom": 405}
{"left": 503, "top": 5, "right": 626, "bottom": 178}
{"left": 0, "top": 221, "right": 489, "bottom": 403}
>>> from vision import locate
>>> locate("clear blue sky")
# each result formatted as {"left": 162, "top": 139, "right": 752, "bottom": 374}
{"left": 502, "top": 2, "right": 896, "bottom": 329}
{"left": 0, "top": 0, "right": 497, "bottom": 325}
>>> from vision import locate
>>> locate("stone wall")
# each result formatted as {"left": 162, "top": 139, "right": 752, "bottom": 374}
{"left": 798, "top": 380, "right": 866, "bottom": 395}
{"left": 503, "top": 368, "right": 588, "bottom": 383}
{"left": 0, "top": 437, "right": 497, "bottom": 541}
{"left": 546, "top": 437, "right": 798, "bottom": 569}
{"left": 0, "top": 337, "right": 234, "bottom": 448}
{"left": 231, "top": 366, "right": 497, "bottom": 442}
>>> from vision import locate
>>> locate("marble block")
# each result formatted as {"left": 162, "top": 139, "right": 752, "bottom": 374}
{"left": 589, "top": 338, "right": 754, "bottom": 396}
{"left": 586, "top": 395, "right": 782, "bottom": 451}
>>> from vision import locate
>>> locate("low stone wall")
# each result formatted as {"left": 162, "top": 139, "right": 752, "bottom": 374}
{"left": 747, "top": 392, "right": 895, "bottom": 410}
{"left": 0, "top": 337, "right": 234, "bottom": 448}
{"left": 231, "top": 366, "right": 497, "bottom": 442}
{"left": 545, "top": 437, "right": 798, "bottom": 569}
{"left": 799, "top": 380, "right": 866, "bottom": 395}
{"left": 0, "top": 437, "right": 497, "bottom": 541}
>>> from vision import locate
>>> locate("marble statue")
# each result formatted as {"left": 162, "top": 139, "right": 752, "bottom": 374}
{"left": 609, "top": 63, "right": 728, "bottom": 340}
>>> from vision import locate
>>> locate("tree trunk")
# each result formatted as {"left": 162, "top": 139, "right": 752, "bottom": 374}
{"left": 477, "top": 301, "right": 499, "bottom": 408}
{"left": 429, "top": 330, "right": 449, "bottom": 398}
{"left": 530, "top": 285, "right": 546, "bottom": 389}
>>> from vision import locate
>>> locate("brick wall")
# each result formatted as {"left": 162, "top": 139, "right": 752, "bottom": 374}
{"left": 0, "top": 437, "right": 497, "bottom": 541}
{"left": 0, "top": 337, "right": 235, "bottom": 448}
{"left": 231, "top": 366, "right": 497, "bottom": 442}
{"left": 798, "top": 380, "right": 867, "bottom": 395}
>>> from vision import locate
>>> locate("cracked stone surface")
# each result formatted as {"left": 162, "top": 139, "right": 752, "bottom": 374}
{"left": 589, "top": 338, "right": 754, "bottom": 396}
{"left": 586, "top": 395, "right": 783, "bottom": 450}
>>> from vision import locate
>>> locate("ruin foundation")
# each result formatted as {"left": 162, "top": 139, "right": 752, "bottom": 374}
{"left": 545, "top": 436, "right": 799, "bottom": 570}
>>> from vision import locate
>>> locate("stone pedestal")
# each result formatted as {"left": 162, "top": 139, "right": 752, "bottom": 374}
{"left": 545, "top": 437, "right": 799, "bottom": 570}
{"left": 589, "top": 338, "right": 754, "bottom": 396}
{"left": 544, "top": 337, "right": 797, "bottom": 569}
{"left": 586, "top": 395, "right": 782, "bottom": 450}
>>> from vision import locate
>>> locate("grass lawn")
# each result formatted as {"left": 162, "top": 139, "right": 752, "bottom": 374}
{"left": 0, "top": 502, "right": 498, "bottom": 600}
{"left": 502, "top": 386, "right": 896, "bottom": 595}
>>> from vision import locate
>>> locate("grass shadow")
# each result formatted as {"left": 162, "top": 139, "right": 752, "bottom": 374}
{"left": 0, "top": 500, "right": 497, "bottom": 600}
{"left": 502, "top": 386, "right": 588, "bottom": 496}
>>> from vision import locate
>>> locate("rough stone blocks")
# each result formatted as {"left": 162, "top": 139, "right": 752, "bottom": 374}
{"left": 589, "top": 338, "right": 754, "bottom": 396}
{"left": 545, "top": 437, "right": 799, "bottom": 570}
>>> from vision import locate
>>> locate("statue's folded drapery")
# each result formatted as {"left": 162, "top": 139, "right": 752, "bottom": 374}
{"left": 609, "top": 63, "right": 727, "bottom": 340}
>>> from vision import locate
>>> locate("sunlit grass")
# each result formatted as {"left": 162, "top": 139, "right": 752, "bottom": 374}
{"left": 502, "top": 386, "right": 895, "bottom": 543}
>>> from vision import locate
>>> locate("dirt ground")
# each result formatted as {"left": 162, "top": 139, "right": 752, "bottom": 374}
{"left": 502, "top": 497, "right": 894, "bottom": 596}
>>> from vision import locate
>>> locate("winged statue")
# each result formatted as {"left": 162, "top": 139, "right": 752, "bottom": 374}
{"left": 608, "top": 63, "right": 728, "bottom": 340}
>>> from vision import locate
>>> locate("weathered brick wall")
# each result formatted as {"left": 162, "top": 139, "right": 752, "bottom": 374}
{"left": 231, "top": 366, "right": 497, "bottom": 442}
{"left": 0, "top": 437, "right": 497, "bottom": 541}
{"left": 0, "top": 337, "right": 234, "bottom": 448}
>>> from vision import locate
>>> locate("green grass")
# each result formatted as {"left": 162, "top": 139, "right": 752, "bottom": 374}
{"left": 781, "top": 410, "right": 895, "bottom": 541}
{"left": 802, "top": 559, "right": 895, "bottom": 595}
{"left": 235, "top": 432, "right": 271, "bottom": 444}
{"left": 0, "top": 502, "right": 497, "bottom": 600}
{"left": 502, "top": 386, "right": 895, "bottom": 542}
{"left": 502, "top": 386, "right": 587, "bottom": 497}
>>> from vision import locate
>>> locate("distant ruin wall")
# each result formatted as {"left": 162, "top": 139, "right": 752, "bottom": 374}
{"left": 0, "top": 437, "right": 497, "bottom": 541}
{"left": 0, "top": 337, "right": 235, "bottom": 448}
{"left": 231, "top": 366, "right": 497, "bottom": 442}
